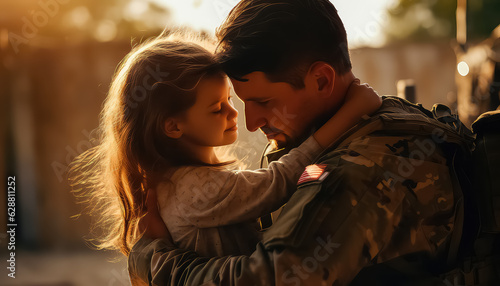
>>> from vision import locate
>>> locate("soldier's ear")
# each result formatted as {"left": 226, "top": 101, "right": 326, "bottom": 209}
{"left": 304, "top": 62, "right": 336, "bottom": 98}
{"left": 164, "top": 118, "right": 183, "bottom": 139}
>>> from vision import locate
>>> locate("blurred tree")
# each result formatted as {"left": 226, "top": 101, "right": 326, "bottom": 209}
{"left": 385, "top": 0, "right": 457, "bottom": 43}
{"left": 467, "top": 0, "right": 500, "bottom": 40}
{"left": 48, "top": 0, "right": 172, "bottom": 40}
{"left": 385, "top": 0, "right": 500, "bottom": 43}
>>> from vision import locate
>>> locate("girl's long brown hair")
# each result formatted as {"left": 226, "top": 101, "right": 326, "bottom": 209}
{"left": 70, "top": 31, "right": 225, "bottom": 255}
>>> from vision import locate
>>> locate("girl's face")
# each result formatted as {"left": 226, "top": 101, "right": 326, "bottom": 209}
{"left": 177, "top": 76, "right": 238, "bottom": 147}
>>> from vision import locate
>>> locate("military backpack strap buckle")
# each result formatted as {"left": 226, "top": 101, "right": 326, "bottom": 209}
{"left": 431, "top": 104, "right": 475, "bottom": 143}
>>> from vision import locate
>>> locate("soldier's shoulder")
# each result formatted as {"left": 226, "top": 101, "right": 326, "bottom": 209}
{"left": 318, "top": 131, "right": 414, "bottom": 164}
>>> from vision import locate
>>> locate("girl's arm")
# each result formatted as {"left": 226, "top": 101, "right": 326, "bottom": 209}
{"left": 172, "top": 81, "right": 381, "bottom": 228}
{"left": 170, "top": 135, "right": 322, "bottom": 228}
{"left": 313, "top": 80, "right": 382, "bottom": 148}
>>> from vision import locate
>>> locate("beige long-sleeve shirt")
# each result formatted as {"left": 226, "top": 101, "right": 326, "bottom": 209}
{"left": 156, "top": 136, "right": 322, "bottom": 257}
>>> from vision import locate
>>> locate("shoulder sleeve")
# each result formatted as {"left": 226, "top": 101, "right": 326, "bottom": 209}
{"left": 174, "top": 136, "right": 322, "bottom": 228}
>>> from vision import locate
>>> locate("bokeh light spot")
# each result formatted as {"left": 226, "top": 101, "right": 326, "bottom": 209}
{"left": 94, "top": 20, "right": 117, "bottom": 42}
{"left": 457, "top": 61, "right": 469, "bottom": 76}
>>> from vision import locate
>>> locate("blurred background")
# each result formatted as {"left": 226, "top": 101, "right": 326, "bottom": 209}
{"left": 1, "top": 0, "right": 499, "bottom": 285}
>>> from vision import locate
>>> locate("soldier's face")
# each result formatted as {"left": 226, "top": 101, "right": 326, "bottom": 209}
{"left": 231, "top": 72, "right": 321, "bottom": 148}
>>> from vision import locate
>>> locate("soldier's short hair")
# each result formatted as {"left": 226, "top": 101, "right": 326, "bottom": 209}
{"left": 216, "top": 0, "right": 352, "bottom": 89}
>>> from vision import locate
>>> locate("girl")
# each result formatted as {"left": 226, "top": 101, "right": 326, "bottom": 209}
{"left": 70, "top": 33, "right": 381, "bottom": 257}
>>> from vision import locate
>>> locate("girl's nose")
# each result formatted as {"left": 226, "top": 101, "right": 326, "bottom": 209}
{"left": 228, "top": 104, "right": 238, "bottom": 119}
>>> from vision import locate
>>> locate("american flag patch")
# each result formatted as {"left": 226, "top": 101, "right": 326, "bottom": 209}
{"left": 297, "top": 164, "right": 329, "bottom": 185}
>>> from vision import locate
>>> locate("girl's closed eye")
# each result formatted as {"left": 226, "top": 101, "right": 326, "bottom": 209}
{"left": 213, "top": 96, "right": 234, "bottom": 114}
{"left": 257, "top": 99, "right": 271, "bottom": 106}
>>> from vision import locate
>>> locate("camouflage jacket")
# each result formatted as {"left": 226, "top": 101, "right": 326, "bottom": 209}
{"left": 128, "top": 97, "right": 474, "bottom": 286}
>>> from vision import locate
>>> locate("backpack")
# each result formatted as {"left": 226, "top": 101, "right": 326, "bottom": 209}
{"left": 378, "top": 103, "right": 500, "bottom": 286}
{"left": 441, "top": 109, "right": 500, "bottom": 286}
{"left": 317, "top": 97, "right": 499, "bottom": 286}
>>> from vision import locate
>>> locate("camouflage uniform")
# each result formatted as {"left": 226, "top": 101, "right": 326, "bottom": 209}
{"left": 128, "top": 96, "right": 474, "bottom": 286}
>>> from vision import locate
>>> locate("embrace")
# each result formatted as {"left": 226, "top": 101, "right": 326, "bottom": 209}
{"left": 72, "top": 0, "right": 477, "bottom": 285}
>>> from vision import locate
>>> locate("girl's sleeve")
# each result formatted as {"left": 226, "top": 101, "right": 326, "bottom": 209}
{"left": 174, "top": 136, "right": 322, "bottom": 228}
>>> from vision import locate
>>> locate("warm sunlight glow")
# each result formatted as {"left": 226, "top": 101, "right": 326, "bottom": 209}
{"left": 154, "top": 0, "right": 396, "bottom": 48}
{"left": 94, "top": 20, "right": 117, "bottom": 42}
{"left": 124, "top": 1, "right": 149, "bottom": 21}
{"left": 67, "top": 6, "right": 91, "bottom": 29}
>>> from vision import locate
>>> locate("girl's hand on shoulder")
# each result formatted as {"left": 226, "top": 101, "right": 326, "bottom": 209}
{"left": 345, "top": 79, "right": 382, "bottom": 116}
{"left": 312, "top": 79, "right": 382, "bottom": 149}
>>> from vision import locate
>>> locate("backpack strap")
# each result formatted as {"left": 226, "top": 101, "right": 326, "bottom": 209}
{"left": 324, "top": 99, "right": 474, "bottom": 154}
{"left": 430, "top": 104, "right": 477, "bottom": 268}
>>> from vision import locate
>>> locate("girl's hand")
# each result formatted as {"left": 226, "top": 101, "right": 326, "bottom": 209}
{"left": 138, "top": 189, "right": 172, "bottom": 241}
{"left": 344, "top": 79, "right": 382, "bottom": 116}
{"left": 313, "top": 79, "right": 382, "bottom": 148}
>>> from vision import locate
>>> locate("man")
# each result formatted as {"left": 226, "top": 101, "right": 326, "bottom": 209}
{"left": 129, "top": 0, "right": 474, "bottom": 285}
